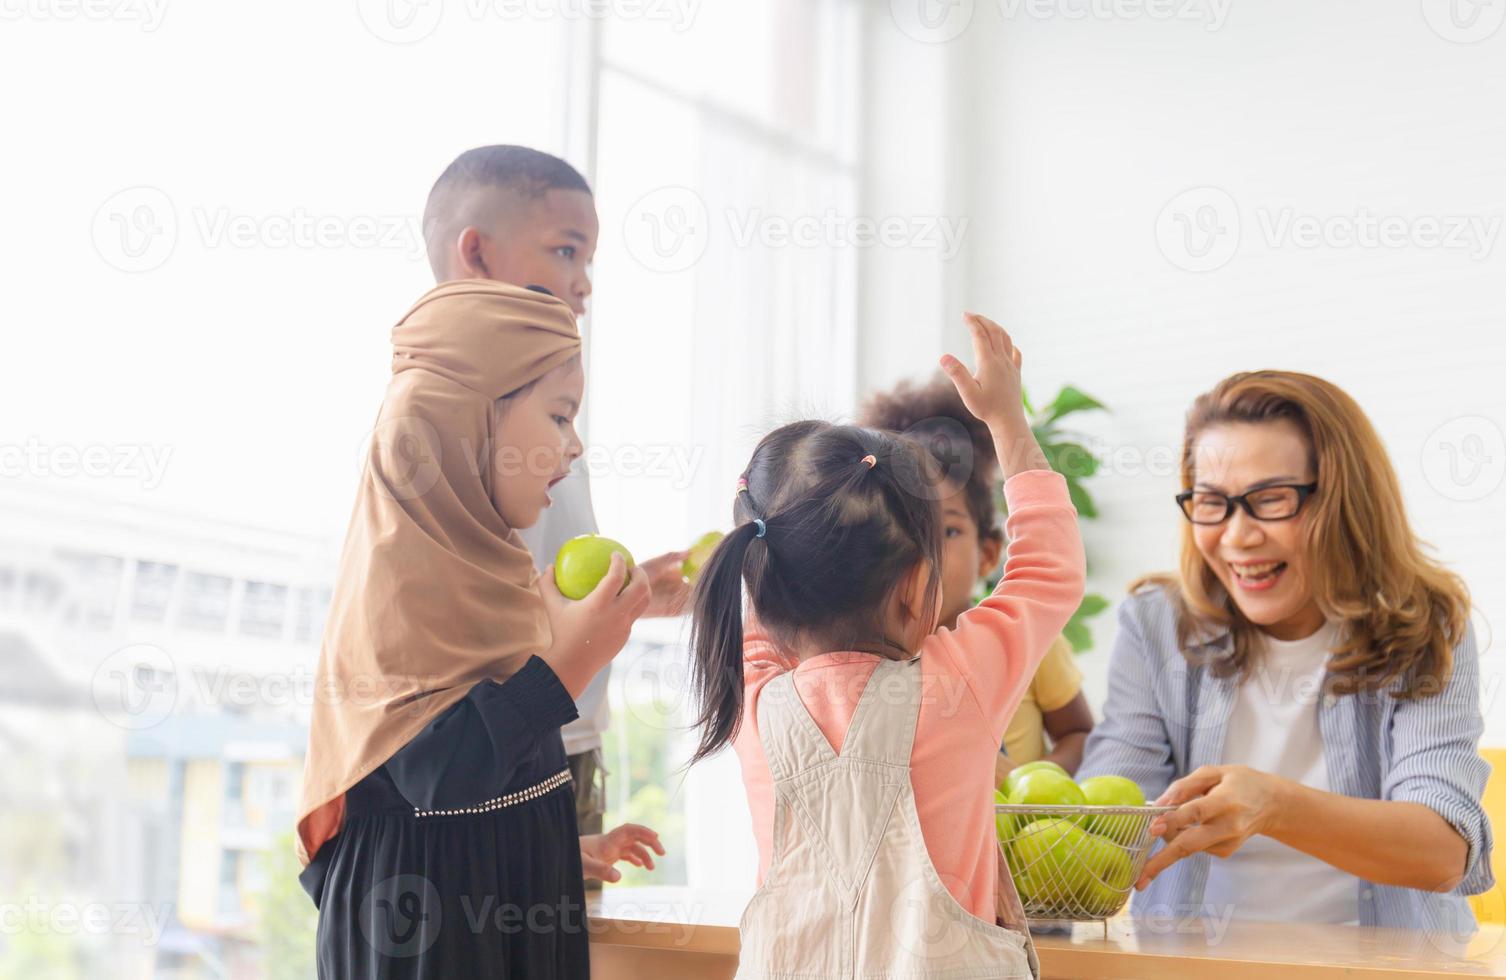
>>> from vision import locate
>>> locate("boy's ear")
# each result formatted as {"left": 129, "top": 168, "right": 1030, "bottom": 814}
{"left": 977, "top": 534, "right": 1004, "bottom": 580}
{"left": 455, "top": 226, "right": 491, "bottom": 278}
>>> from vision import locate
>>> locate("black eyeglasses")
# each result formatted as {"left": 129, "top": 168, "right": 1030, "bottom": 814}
{"left": 1175, "top": 483, "right": 1318, "bottom": 525}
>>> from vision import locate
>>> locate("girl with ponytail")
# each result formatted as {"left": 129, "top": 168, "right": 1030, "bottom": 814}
{"left": 689, "top": 315, "right": 1086, "bottom": 979}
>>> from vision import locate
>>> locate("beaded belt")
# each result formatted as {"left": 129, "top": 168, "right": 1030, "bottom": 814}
{"left": 412, "top": 767, "right": 573, "bottom": 819}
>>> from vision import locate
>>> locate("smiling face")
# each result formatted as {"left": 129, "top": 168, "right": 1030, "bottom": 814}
{"left": 488, "top": 358, "right": 585, "bottom": 530}
{"left": 1188, "top": 419, "right": 1326, "bottom": 640}
{"left": 463, "top": 188, "right": 599, "bottom": 315}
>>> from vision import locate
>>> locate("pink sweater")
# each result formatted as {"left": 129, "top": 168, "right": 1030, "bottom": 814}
{"left": 733, "top": 469, "right": 1085, "bottom": 921}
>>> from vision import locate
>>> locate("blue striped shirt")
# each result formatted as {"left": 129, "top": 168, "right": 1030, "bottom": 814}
{"left": 1077, "top": 587, "right": 1494, "bottom": 932}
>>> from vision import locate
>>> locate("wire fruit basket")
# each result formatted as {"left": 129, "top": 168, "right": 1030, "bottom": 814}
{"left": 994, "top": 804, "right": 1175, "bottom": 922}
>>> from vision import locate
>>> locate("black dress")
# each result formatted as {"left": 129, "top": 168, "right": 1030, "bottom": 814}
{"left": 300, "top": 656, "right": 589, "bottom": 979}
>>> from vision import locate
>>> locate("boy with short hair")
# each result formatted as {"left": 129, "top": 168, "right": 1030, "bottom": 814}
{"left": 422, "top": 144, "right": 687, "bottom": 884}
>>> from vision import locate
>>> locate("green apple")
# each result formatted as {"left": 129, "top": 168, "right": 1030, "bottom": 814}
{"left": 1072, "top": 827, "right": 1135, "bottom": 917}
{"left": 1078, "top": 775, "right": 1147, "bottom": 845}
{"left": 681, "top": 531, "right": 724, "bottom": 583}
{"left": 1007, "top": 769, "right": 1086, "bottom": 809}
{"left": 1006, "top": 818, "right": 1080, "bottom": 908}
{"left": 554, "top": 534, "right": 636, "bottom": 600}
{"left": 1007, "top": 817, "right": 1133, "bottom": 917}
{"left": 1002, "top": 760, "right": 1070, "bottom": 799}
{"left": 993, "top": 787, "right": 1013, "bottom": 841}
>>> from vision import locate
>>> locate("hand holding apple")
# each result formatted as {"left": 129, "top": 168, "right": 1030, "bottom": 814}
{"left": 555, "top": 534, "right": 636, "bottom": 600}
{"left": 539, "top": 550, "right": 650, "bottom": 698}
{"left": 638, "top": 549, "right": 692, "bottom": 618}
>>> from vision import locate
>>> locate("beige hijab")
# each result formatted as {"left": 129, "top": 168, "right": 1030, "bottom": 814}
{"left": 296, "top": 279, "right": 581, "bottom": 866}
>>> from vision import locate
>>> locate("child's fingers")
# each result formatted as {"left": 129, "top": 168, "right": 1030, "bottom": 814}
{"left": 971, "top": 312, "right": 1017, "bottom": 363}
{"left": 619, "top": 562, "right": 653, "bottom": 616}
{"left": 963, "top": 313, "right": 995, "bottom": 363}
{"left": 939, "top": 354, "right": 980, "bottom": 398}
{"left": 581, "top": 855, "right": 622, "bottom": 882}
{"left": 1012, "top": 347, "right": 1023, "bottom": 370}
{"left": 588, "top": 553, "right": 631, "bottom": 601}
{"left": 616, "top": 824, "right": 666, "bottom": 853}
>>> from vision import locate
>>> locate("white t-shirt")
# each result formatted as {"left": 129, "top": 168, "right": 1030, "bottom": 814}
{"left": 1201, "top": 620, "right": 1361, "bottom": 924}
{"left": 515, "top": 461, "right": 609, "bottom": 757}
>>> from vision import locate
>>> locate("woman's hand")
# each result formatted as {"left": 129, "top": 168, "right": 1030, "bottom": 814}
{"left": 1136, "top": 764, "right": 1284, "bottom": 889}
{"left": 580, "top": 823, "right": 666, "bottom": 883}
{"left": 539, "top": 553, "right": 652, "bottom": 698}
{"left": 939, "top": 313, "right": 1050, "bottom": 477}
{"left": 637, "top": 549, "right": 691, "bottom": 618}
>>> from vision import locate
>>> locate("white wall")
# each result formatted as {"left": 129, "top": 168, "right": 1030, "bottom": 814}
{"left": 863, "top": 0, "right": 1506, "bottom": 740}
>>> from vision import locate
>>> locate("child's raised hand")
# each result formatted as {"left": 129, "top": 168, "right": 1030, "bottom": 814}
{"left": 940, "top": 313, "right": 1051, "bottom": 477}
{"left": 539, "top": 553, "right": 651, "bottom": 697}
{"left": 939, "top": 313, "right": 1026, "bottom": 430}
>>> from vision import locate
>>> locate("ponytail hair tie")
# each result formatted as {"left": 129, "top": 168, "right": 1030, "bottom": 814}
{"left": 736, "top": 477, "right": 750, "bottom": 495}
{"left": 753, "top": 519, "right": 767, "bottom": 538}
{"left": 860, "top": 454, "right": 878, "bottom": 469}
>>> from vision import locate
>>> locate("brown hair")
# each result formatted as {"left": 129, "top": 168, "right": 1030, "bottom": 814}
{"left": 858, "top": 373, "right": 1002, "bottom": 545}
{"left": 1136, "top": 370, "right": 1469, "bottom": 700}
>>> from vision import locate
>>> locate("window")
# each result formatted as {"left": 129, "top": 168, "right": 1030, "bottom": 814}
{"left": 225, "top": 762, "right": 247, "bottom": 829}
{"left": 22, "top": 569, "right": 62, "bottom": 615}
{"left": 292, "top": 586, "right": 332, "bottom": 644}
{"left": 132, "top": 561, "right": 178, "bottom": 623}
{"left": 178, "top": 572, "right": 233, "bottom": 632}
{"left": 238, "top": 580, "right": 288, "bottom": 638}
{"left": 55, "top": 550, "right": 123, "bottom": 629}
{"left": 589, "top": 0, "right": 864, "bottom": 889}
{"left": 218, "top": 850, "right": 241, "bottom": 919}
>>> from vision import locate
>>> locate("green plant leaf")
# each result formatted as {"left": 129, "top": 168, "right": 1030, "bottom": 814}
{"left": 1076, "top": 593, "right": 1110, "bottom": 617}
{"left": 1043, "top": 441, "right": 1099, "bottom": 480}
{"left": 1061, "top": 593, "right": 1110, "bottom": 652}
{"left": 1061, "top": 619, "right": 1092, "bottom": 652}
{"left": 1042, "top": 386, "right": 1107, "bottom": 425}
{"left": 1067, "top": 479, "right": 1098, "bottom": 519}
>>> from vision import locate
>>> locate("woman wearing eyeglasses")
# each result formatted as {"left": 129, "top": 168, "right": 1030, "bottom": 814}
{"left": 1077, "top": 370, "right": 1493, "bottom": 931}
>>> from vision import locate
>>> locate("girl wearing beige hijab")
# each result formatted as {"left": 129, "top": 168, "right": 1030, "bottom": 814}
{"left": 296, "top": 280, "right": 650, "bottom": 978}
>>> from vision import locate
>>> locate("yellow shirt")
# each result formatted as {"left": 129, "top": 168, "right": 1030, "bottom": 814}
{"left": 1002, "top": 635, "right": 1082, "bottom": 763}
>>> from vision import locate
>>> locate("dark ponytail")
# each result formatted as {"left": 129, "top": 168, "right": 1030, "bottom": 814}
{"left": 686, "top": 421, "right": 943, "bottom": 766}
{"left": 686, "top": 518, "right": 764, "bottom": 766}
